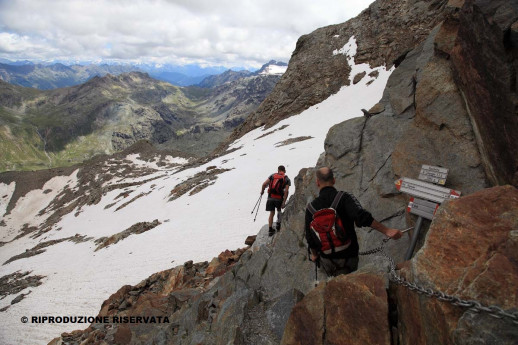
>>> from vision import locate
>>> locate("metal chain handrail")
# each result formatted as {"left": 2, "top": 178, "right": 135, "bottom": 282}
{"left": 359, "top": 238, "right": 518, "bottom": 325}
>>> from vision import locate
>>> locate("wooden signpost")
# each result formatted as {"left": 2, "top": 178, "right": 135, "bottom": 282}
{"left": 395, "top": 165, "right": 461, "bottom": 260}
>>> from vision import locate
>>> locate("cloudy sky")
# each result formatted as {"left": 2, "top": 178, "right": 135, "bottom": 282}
{"left": 0, "top": 0, "right": 374, "bottom": 69}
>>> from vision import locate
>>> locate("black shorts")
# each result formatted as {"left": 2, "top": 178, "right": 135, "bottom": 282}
{"left": 266, "top": 198, "right": 282, "bottom": 211}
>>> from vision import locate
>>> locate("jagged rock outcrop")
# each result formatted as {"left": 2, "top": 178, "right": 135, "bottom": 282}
{"left": 395, "top": 185, "right": 518, "bottom": 345}
{"left": 281, "top": 273, "right": 391, "bottom": 345}
{"left": 223, "top": 0, "right": 453, "bottom": 147}
{"left": 48, "top": 248, "right": 249, "bottom": 345}
{"left": 433, "top": 0, "right": 518, "bottom": 187}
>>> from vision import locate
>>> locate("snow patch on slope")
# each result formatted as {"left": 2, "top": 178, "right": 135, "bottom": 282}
{"left": 0, "top": 181, "right": 15, "bottom": 218}
{"left": 259, "top": 64, "right": 288, "bottom": 75}
{"left": 0, "top": 171, "right": 79, "bottom": 243}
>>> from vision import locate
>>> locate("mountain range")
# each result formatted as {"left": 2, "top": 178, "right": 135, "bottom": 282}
{"left": 0, "top": 0, "right": 517, "bottom": 344}
{"left": 0, "top": 61, "right": 286, "bottom": 172}
{"left": 0, "top": 60, "right": 287, "bottom": 89}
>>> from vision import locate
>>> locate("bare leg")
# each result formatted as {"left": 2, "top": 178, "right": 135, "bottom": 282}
{"left": 268, "top": 210, "right": 275, "bottom": 228}
{"left": 268, "top": 210, "right": 276, "bottom": 236}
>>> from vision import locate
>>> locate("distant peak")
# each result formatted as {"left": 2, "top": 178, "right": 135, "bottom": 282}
{"left": 256, "top": 60, "right": 288, "bottom": 76}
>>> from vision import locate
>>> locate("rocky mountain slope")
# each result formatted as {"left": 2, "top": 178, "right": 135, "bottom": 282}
{"left": 44, "top": 0, "right": 518, "bottom": 344}
{"left": 197, "top": 70, "right": 253, "bottom": 88}
{"left": 0, "top": 70, "right": 280, "bottom": 171}
{"left": 223, "top": 0, "right": 453, "bottom": 146}
{"left": 1, "top": 0, "right": 517, "bottom": 344}
{"left": 197, "top": 61, "right": 287, "bottom": 88}
{"left": 225, "top": 0, "right": 518, "bottom": 187}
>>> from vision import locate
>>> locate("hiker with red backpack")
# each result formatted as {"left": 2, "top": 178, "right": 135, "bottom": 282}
{"left": 261, "top": 165, "right": 291, "bottom": 236}
{"left": 305, "top": 167, "right": 403, "bottom": 276}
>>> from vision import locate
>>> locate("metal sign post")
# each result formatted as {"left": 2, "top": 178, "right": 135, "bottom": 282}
{"left": 404, "top": 216, "right": 424, "bottom": 260}
{"left": 395, "top": 165, "right": 461, "bottom": 260}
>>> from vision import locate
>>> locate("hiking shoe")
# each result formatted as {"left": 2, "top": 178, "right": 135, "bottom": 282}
{"left": 268, "top": 228, "right": 275, "bottom": 237}
{"left": 276, "top": 222, "right": 281, "bottom": 231}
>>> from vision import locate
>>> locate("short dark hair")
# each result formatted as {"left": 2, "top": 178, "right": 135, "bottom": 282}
{"left": 316, "top": 167, "right": 334, "bottom": 182}
{"left": 278, "top": 165, "right": 286, "bottom": 172}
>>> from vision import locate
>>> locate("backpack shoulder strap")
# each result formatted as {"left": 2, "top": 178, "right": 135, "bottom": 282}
{"left": 306, "top": 202, "right": 318, "bottom": 215}
{"left": 330, "top": 191, "right": 344, "bottom": 210}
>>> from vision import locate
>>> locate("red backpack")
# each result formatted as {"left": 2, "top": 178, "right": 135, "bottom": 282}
{"left": 268, "top": 172, "right": 286, "bottom": 199}
{"left": 307, "top": 191, "right": 351, "bottom": 255}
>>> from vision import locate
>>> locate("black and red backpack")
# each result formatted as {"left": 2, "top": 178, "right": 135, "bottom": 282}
{"left": 268, "top": 172, "right": 287, "bottom": 199}
{"left": 307, "top": 191, "right": 351, "bottom": 255}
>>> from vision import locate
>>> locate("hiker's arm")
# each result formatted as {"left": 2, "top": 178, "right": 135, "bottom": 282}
{"left": 260, "top": 179, "right": 269, "bottom": 194}
{"left": 309, "top": 248, "right": 319, "bottom": 262}
{"left": 305, "top": 208, "right": 319, "bottom": 261}
{"left": 281, "top": 185, "right": 289, "bottom": 208}
{"left": 342, "top": 194, "right": 401, "bottom": 238}
{"left": 370, "top": 220, "right": 403, "bottom": 239}
{"left": 343, "top": 193, "right": 374, "bottom": 227}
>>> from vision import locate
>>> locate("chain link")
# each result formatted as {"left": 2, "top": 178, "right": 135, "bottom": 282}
{"left": 359, "top": 239, "right": 518, "bottom": 325}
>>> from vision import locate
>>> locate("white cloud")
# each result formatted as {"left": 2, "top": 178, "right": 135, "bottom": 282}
{"left": 0, "top": 0, "right": 374, "bottom": 68}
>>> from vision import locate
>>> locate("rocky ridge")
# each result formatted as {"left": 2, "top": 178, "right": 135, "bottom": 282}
{"left": 47, "top": 247, "right": 249, "bottom": 345}
{"left": 223, "top": 0, "right": 453, "bottom": 149}
{"left": 0, "top": 141, "right": 194, "bottom": 250}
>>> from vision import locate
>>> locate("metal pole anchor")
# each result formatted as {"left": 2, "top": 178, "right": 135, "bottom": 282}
{"left": 404, "top": 216, "right": 424, "bottom": 260}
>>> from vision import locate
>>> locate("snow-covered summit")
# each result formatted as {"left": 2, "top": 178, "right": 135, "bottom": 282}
{"left": 256, "top": 60, "right": 288, "bottom": 75}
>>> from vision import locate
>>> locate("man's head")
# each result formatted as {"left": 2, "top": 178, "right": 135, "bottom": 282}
{"left": 316, "top": 167, "right": 335, "bottom": 189}
{"left": 278, "top": 165, "right": 286, "bottom": 173}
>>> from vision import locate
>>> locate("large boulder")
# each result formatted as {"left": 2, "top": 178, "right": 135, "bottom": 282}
{"left": 395, "top": 185, "right": 518, "bottom": 345}
{"left": 317, "top": 17, "right": 488, "bottom": 266}
{"left": 436, "top": 0, "right": 518, "bottom": 187}
{"left": 281, "top": 272, "right": 391, "bottom": 345}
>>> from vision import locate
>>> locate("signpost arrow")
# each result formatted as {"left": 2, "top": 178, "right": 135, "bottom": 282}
{"left": 419, "top": 165, "right": 448, "bottom": 185}
{"left": 395, "top": 165, "right": 461, "bottom": 260}
{"left": 395, "top": 177, "right": 461, "bottom": 204}
{"left": 407, "top": 197, "right": 439, "bottom": 220}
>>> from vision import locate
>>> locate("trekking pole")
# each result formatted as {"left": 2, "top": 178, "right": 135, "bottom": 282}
{"left": 253, "top": 194, "right": 263, "bottom": 222}
{"left": 251, "top": 194, "right": 262, "bottom": 215}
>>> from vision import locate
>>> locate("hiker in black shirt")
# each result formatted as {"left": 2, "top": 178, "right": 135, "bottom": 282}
{"left": 261, "top": 165, "right": 291, "bottom": 236}
{"left": 305, "top": 167, "right": 403, "bottom": 276}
